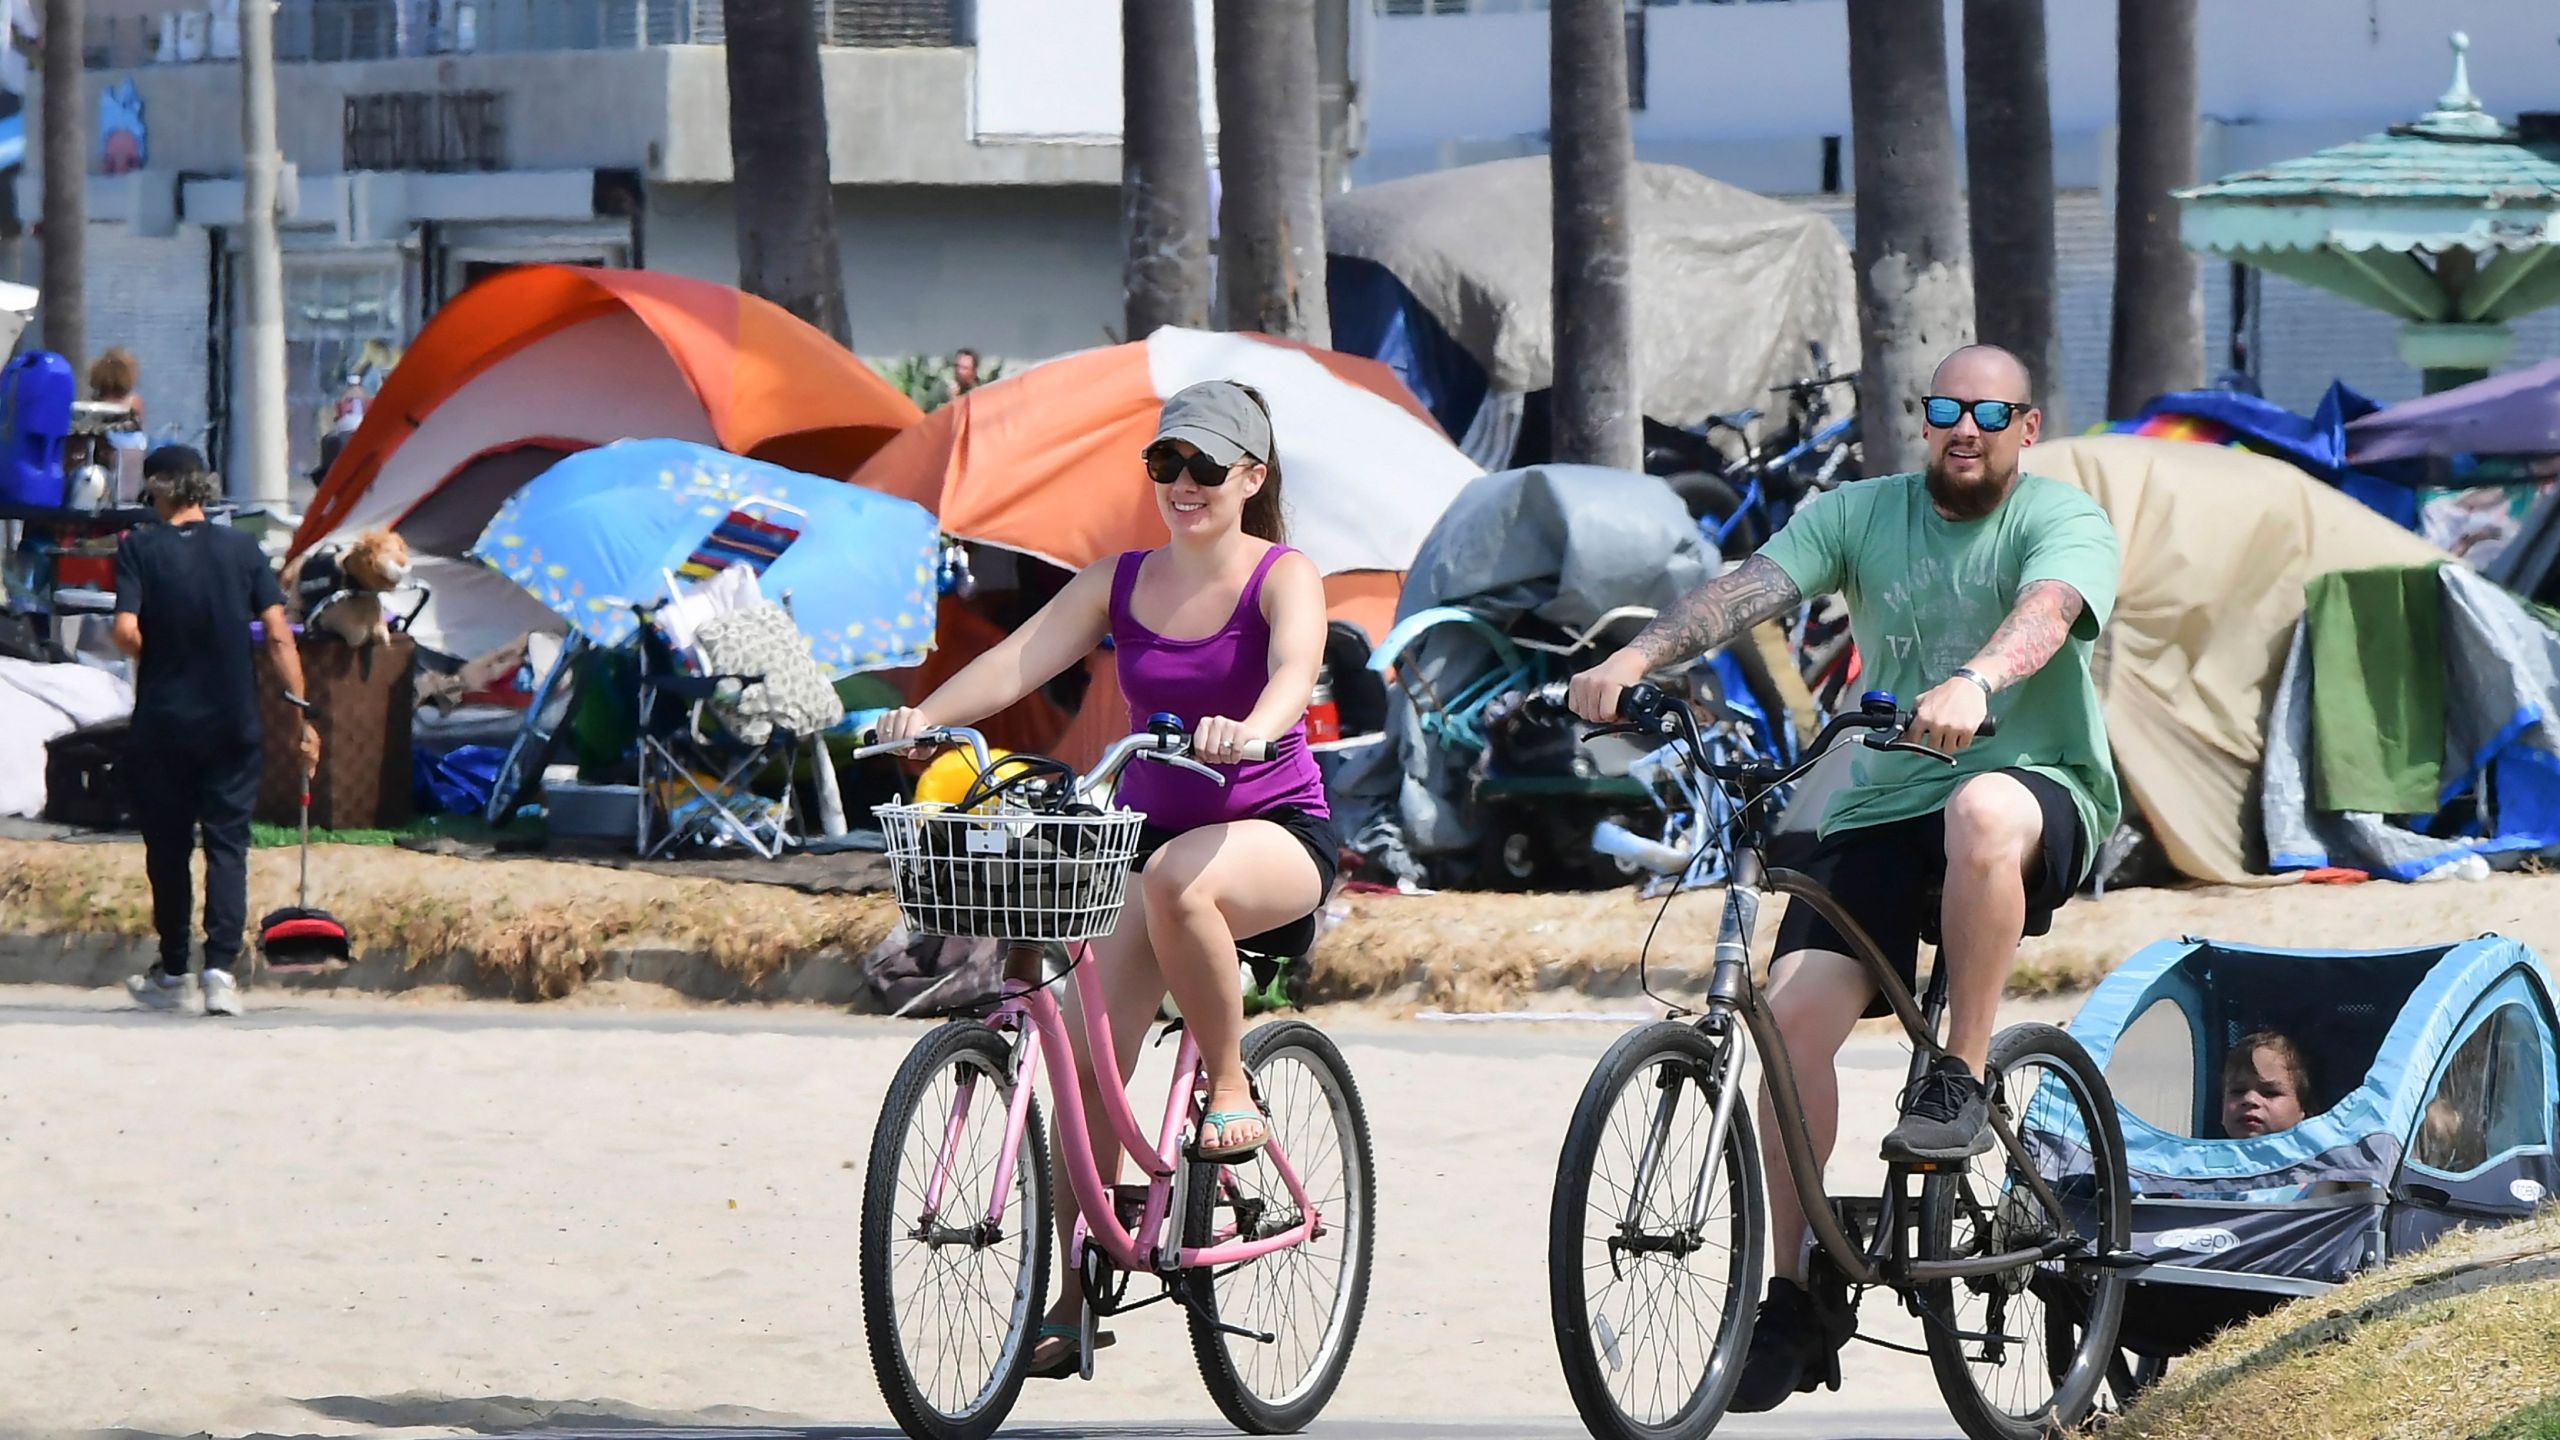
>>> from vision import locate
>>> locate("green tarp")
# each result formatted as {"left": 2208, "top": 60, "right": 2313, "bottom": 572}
{"left": 2305, "top": 564, "right": 2447, "bottom": 815}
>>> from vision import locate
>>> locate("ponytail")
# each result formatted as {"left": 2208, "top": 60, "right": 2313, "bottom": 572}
{"left": 1232, "top": 382, "right": 1287, "bottom": 544}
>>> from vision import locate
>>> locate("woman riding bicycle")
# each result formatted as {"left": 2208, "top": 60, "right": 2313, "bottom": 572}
{"left": 872, "top": 379, "right": 1340, "bottom": 1378}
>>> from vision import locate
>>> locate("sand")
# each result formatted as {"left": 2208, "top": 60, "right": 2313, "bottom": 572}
{"left": 0, "top": 985, "right": 2034, "bottom": 1438}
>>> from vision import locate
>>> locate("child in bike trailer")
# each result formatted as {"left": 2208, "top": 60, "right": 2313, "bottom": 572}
{"left": 872, "top": 379, "right": 1340, "bottom": 1380}
{"left": 1570, "top": 344, "right": 2122, "bottom": 1412}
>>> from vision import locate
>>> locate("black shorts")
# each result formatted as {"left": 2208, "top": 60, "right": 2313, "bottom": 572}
{"left": 1770, "top": 770, "right": 2086, "bottom": 1019}
{"left": 1130, "top": 806, "right": 1342, "bottom": 957}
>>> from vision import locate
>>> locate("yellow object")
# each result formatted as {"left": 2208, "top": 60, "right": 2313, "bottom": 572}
{"left": 916, "top": 747, "right": 1037, "bottom": 811}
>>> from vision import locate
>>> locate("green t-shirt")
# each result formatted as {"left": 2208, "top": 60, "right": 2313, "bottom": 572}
{"left": 1757, "top": 471, "right": 2122, "bottom": 872}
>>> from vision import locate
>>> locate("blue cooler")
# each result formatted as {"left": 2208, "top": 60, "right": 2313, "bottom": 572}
{"left": 0, "top": 350, "right": 74, "bottom": 509}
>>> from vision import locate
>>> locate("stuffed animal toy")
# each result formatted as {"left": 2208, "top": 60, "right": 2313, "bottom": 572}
{"left": 281, "top": 528, "right": 411, "bottom": 648}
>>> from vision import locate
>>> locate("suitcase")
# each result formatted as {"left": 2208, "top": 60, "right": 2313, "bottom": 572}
{"left": 43, "top": 718, "right": 134, "bottom": 828}
{"left": 256, "top": 633, "right": 416, "bottom": 830}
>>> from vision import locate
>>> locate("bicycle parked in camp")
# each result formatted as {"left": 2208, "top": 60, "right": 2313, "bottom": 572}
{"left": 1649, "top": 342, "right": 1862, "bottom": 560}
{"left": 851, "top": 718, "right": 1375, "bottom": 1440}
{"left": 1541, "top": 682, "right": 2134, "bottom": 1440}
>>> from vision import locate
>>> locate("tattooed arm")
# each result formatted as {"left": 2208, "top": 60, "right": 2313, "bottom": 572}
{"left": 1959, "top": 580, "right": 2086, "bottom": 692}
{"left": 1567, "top": 555, "right": 1802, "bottom": 723}
{"left": 1905, "top": 579, "right": 2087, "bottom": 752}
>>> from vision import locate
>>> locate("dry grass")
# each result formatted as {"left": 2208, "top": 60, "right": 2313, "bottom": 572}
{"left": 2094, "top": 1210, "right": 2560, "bottom": 1440}
{"left": 14, "top": 835, "right": 2560, "bottom": 1011}
{"left": 0, "top": 838, "right": 902, "bottom": 999}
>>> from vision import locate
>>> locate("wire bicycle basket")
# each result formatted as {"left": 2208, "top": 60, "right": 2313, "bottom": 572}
{"left": 873, "top": 801, "right": 1147, "bottom": 942}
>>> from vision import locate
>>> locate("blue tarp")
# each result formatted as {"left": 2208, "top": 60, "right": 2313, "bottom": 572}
{"left": 1326, "top": 255, "right": 1489, "bottom": 446}
{"left": 2122, "top": 381, "right": 2427, "bottom": 529}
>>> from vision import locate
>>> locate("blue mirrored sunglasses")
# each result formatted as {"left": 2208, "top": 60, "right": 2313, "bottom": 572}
{"left": 1922, "top": 395, "right": 2029, "bottom": 432}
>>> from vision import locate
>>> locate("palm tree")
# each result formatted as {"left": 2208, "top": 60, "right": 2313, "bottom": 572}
{"left": 1549, "top": 0, "right": 1638, "bottom": 471}
{"left": 1123, "top": 0, "right": 1212, "bottom": 340}
{"left": 2107, "top": 0, "right": 2202, "bottom": 418}
{"left": 1212, "top": 0, "right": 1328, "bottom": 345}
{"left": 39, "top": 0, "right": 84, "bottom": 370}
{"left": 725, "top": 0, "right": 851, "bottom": 346}
{"left": 1963, "top": 0, "right": 2062, "bottom": 428}
{"left": 1845, "top": 0, "right": 1974, "bottom": 477}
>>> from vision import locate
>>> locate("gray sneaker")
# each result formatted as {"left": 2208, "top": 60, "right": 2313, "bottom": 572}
{"left": 125, "top": 970, "right": 192, "bottom": 1012}
{"left": 200, "top": 967, "right": 244, "bottom": 1018}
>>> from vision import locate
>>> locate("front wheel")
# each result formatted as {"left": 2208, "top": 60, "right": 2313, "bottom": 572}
{"left": 1549, "top": 1020, "right": 1764, "bottom": 1440}
{"left": 860, "top": 1022, "right": 1052, "bottom": 1440}
{"left": 1917, "top": 1022, "right": 2132, "bottom": 1440}
{"left": 1185, "top": 1020, "right": 1376, "bottom": 1434}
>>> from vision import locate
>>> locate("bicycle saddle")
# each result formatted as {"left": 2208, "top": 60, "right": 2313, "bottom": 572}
{"left": 1708, "top": 407, "right": 1764, "bottom": 434}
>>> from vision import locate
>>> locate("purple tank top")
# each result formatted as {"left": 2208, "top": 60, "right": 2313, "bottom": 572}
{"left": 1110, "top": 546, "right": 1331, "bottom": 832}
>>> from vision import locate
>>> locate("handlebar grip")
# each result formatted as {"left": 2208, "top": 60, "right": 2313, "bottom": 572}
{"left": 1975, "top": 714, "right": 1998, "bottom": 740}
{"left": 1187, "top": 733, "right": 1273, "bottom": 763}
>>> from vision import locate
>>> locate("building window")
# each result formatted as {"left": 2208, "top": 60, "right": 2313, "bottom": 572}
{"left": 279, "top": 255, "right": 409, "bottom": 486}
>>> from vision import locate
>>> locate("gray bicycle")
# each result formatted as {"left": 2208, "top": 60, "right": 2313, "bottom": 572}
{"left": 1544, "top": 683, "right": 2132, "bottom": 1440}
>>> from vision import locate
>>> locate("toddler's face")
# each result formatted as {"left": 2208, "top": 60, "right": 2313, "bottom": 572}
{"left": 2223, "top": 1045, "right": 2306, "bottom": 1138}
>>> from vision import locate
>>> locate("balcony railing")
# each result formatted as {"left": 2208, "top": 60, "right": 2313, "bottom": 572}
{"left": 85, "top": 0, "right": 971, "bottom": 67}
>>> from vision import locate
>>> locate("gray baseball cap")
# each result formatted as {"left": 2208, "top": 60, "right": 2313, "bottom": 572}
{"left": 1149, "top": 380, "right": 1271, "bottom": 467}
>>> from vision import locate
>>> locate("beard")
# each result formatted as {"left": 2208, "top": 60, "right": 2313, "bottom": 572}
{"left": 1925, "top": 453, "right": 2017, "bottom": 520}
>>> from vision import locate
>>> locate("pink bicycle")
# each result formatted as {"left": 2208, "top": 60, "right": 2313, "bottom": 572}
{"left": 852, "top": 721, "right": 1375, "bottom": 1440}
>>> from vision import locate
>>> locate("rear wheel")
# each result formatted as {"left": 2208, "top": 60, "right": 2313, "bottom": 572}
{"left": 1185, "top": 1021, "right": 1376, "bottom": 1434}
{"left": 1917, "top": 1022, "right": 2131, "bottom": 1440}
{"left": 1549, "top": 1021, "right": 1763, "bottom": 1440}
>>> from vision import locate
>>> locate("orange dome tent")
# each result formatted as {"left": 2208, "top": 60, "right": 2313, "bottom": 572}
{"left": 286, "top": 265, "right": 922, "bottom": 660}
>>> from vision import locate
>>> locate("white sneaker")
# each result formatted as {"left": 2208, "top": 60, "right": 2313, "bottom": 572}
{"left": 125, "top": 970, "right": 192, "bottom": 1012}
{"left": 200, "top": 968, "right": 244, "bottom": 1018}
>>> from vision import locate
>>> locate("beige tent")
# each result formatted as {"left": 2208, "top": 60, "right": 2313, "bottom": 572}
{"left": 2027, "top": 436, "right": 2449, "bottom": 886}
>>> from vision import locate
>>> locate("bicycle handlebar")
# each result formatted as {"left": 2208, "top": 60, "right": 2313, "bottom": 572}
{"left": 1527, "top": 681, "right": 1995, "bottom": 789}
{"left": 851, "top": 720, "right": 1272, "bottom": 801}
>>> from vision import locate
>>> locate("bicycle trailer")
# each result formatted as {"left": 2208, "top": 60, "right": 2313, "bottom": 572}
{"left": 2058, "top": 936, "right": 2560, "bottom": 1359}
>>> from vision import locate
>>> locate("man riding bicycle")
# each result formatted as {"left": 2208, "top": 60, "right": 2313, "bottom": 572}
{"left": 1568, "top": 343, "right": 2121, "bottom": 1412}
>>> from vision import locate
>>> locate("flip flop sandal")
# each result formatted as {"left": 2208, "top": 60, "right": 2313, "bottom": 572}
{"left": 1194, "top": 1107, "right": 1271, "bottom": 1163}
{"left": 1028, "top": 1320, "right": 1115, "bottom": 1380}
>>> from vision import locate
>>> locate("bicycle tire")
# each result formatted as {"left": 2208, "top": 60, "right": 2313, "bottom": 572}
{"left": 1668, "top": 472, "right": 1765, "bottom": 557}
{"left": 1916, "top": 1022, "right": 2131, "bottom": 1440}
{"left": 1549, "top": 1020, "right": 1764, "bottom": 1440}
{"left": 860, "top": 1021, "right": 1052, "bottom": 1440}
{"left": 1184, "top": 1020, "right": 1376, "bottom": 1434}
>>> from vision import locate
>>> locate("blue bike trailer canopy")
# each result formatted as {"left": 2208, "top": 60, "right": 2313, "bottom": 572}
{"left": 2067, "top": 937, "right": 2559, "bottom": 1197}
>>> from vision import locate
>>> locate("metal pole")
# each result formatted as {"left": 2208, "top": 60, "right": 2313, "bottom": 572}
{"left": 239, "top": 0, "right": 290, "bottom": 505}
{"left": 38, "top": 0, "right": 85, "bottom": 373}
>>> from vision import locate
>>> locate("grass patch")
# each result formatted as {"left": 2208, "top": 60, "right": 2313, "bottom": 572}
{"left": 2093, "top": 1209, "right": 2560, "bottom": 1440}
{"left": 246, "top": 815, "right": 517, "bottom": 849}
{"left": 2475, "top": 1393, "right": 2560, "bottom": 1440}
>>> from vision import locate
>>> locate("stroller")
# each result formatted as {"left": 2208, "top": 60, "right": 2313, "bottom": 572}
{"left": 2051, "top": 936, "right": 2560, "bottom": 1386}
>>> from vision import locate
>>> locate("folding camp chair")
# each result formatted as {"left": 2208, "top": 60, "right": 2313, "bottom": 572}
{"left": 631, "top": 500, "right": 845, "bottom": 858}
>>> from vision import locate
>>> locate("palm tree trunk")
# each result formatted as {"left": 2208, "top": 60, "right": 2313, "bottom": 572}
{"left": 39, "top": 0, "right": 85, "bottom": 371}
{"left": 1963, "top": 0, "right": 2062, "bottom": 428}
{"left": 1122, "top": 0, "right": 1211, "bottom": 340}
{"left": 2107, "top": 0, "right": 2201, "bottom": 418}
{"left": 1549, "top": 0, "right": 1639, "bottom": 471}
{"left": 1212, "top": 0, "right": 1328, "bottom": 345}
{"left": 726, "top": 0, "right": 851, "bottom": 347}
{"left": 1846, "top": 0, "right": 1973, "bottom": 478}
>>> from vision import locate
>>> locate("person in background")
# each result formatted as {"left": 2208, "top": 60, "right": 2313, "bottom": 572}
{"left": 111, "top": 446, "right": 321, "bottom": 1018}
{"left": 951, "top": 347, "right": 983, "bottom": 397}
{"left": 87, "top": 347, "right": 144, "bottom": 426}
{"left": 2221, "top": 1029, "right": 2313, "bottom": 1138}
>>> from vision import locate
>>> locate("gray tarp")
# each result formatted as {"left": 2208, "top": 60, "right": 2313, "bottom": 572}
{"left": 2262, "top": 564, "right": 2560, "bottom": 879}
{"left": 1325, "top": 157, "right": 1858, "bottom": 431}
{"left": 1329, "top": 465, "right": 1712, "bottom": 875}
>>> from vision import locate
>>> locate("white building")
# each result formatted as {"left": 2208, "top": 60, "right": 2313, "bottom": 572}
{"left": 39, "top": 0, "right": 1364, "bottom": 488}
{"left": 1358, "top": 0, "right": 2560, "bottom": 424}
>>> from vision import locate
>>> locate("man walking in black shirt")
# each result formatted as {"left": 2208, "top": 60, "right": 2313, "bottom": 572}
{"left": 111, "top": 446, "right": 321, "bottom": 1016}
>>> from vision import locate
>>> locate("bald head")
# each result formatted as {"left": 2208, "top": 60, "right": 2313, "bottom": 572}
{"left": 1931, "top": 344, "right": 2034, "bottom": 404}
{"left": 1922, "top": 343, "right": 2041, "bottom": 518}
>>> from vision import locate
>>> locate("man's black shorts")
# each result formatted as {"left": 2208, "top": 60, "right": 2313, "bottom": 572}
{"left": 1770, "top": 769, "right": 2087, "bottom": 1018}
